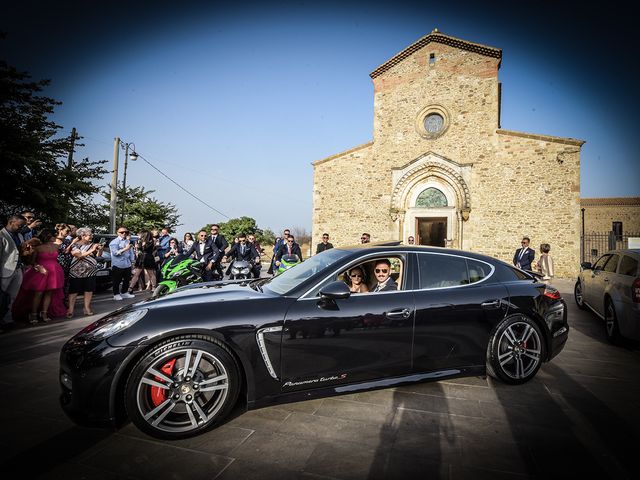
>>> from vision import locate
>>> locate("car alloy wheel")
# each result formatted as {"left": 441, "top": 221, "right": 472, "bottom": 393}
{"left": 604, "top": 299, "right": 621, "bottom": 345}
{"left": 574, "top": 281, "right": 587, "bottom": 310}
{"left": 125, "top": 336, "right": 239, "bottom": 439}
{"left": 487, "top": 315, "right": 545, "bottom": 385}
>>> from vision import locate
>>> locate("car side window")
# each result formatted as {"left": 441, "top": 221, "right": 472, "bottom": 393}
{"left": 467, "top": 259, "right": 491, "bottom": 283}
{"left": 603, "top": 255, "right": 620, "bottom": 273}
{"left": 418, "top": 253, "right": 469, "bottom": 289}
{"left": 593, "top": 255, "right": 610, "bottom": 271}
{"left": 618, "top": 255, "right": 638, "bottom": 276}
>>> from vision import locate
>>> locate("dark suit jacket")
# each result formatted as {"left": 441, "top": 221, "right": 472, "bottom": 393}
{"left": 374, "top": 277, "right": 398, "bottom": 292}
{"left": 225, "top": 243, "right": 259, "bottom": 262}
{"left": 276, "top": 242, "right": 303, "bottom": 262}
{"left": 185, "top": 240, "right": 219, "bottom": 265}
{"left": 316, "top": 242, "right": 333, "bottom": 254}
{"left": 210, "top": 234, "right": 228, "bottom": 263}
{"left": 513, "top": 247, "right": 535, "bottom": 271}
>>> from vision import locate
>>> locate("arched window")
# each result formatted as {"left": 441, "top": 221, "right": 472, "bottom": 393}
{"left": 416, "top": 187, "right": 447, "bottom": 208}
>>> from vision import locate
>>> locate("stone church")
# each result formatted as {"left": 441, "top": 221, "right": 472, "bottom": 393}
{"left": 312, "top": 30, "right": 584, "bottom": 277}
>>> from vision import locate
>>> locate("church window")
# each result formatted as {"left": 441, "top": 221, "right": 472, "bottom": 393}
{"left": 424, "top": 113, "right": 444, "bottom": 134}
{"left": 416, "top": 187, "right": 447, "bottom": 208}
{"left": 429, "top": 53, "right": 436, "bottom": 65}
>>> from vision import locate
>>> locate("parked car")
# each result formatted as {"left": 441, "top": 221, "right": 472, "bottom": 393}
{"left": 575, "top": 249, "right": 640, "bottom": 343}
{"left": 91, "top": 233, "right": 139, "bottom": 290}
{"left": 60, "top": 244, "right": 568, "bottom": 439}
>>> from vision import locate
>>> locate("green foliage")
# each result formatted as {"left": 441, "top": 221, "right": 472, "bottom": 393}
{"left": 93, "top": 184, "right": 181, "bottom": 233}
{"left": 201, "top": 216, "right": 261, "bottom": 241}
{"left": 0, "top": 60, "right": 107, "bottom": 223}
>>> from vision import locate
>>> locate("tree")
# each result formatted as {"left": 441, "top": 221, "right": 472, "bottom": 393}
{"left": 90, "top": 184, "right": 181, "bottom": 233}
{"left": 0, "top": 59, "right": 107, "bottom": 223}
{"left": 199, "top": 217, "right": 274, "bottom": 247}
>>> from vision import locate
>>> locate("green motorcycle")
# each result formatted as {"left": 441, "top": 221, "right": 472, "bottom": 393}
{"left": 152, "top": 254, "right": 205, "bottom": 298}
{"left": 276, "top": 254, "right": 301, "bottom": 275}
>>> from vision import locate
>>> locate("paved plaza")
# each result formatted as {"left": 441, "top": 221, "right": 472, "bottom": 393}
{"left": 0, "top": 278, "right": 638, "bottom": 479}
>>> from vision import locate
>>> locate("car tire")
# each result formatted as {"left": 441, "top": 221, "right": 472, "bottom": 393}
{"left": 124, "top": 335, "right": 240, "bottom": 439}
{"left": 152, "top": 284, "right": 171, "bottom": 298}
{"left": 574, "top": 281, "right": 588, "bottom": 310}
{"left": 604, "top": 298, "right": 622, "bottom": 345}
{"left": 486, "top": 314, "right": 546, "bottom": 385}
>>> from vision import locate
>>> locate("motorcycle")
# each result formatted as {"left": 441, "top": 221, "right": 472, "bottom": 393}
{"left": 276, "top": 254, "right": 301, "bottom": 275}
{"left": 153, "top": 254, "right": 205, "bottom": 298}
{"left": 228, "top": 259, "right": 253, "bottom": 280}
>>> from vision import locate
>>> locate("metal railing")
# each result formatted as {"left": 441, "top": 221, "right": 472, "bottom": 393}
{"left": 581, "top": 231, "right": 640, "bottom": 262}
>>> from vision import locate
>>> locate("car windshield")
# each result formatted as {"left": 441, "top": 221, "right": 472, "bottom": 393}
{"left": 263, "top": 249, "right": 351, "bottom": 295}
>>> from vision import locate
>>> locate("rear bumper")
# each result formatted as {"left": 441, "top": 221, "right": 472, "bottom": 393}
{"left": 546, "top": 300, "right": 569, "bottom": 360}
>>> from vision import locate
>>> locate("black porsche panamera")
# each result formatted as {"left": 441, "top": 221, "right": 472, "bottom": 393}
{"left": 60, "top": 244, "right": 568, "bottom": 439}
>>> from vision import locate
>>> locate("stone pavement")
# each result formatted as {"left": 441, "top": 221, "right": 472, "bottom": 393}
{"left": 0, "top": 278, "right": 639, "bottom": 479}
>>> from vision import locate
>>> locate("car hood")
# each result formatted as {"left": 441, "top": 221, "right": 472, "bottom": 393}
{"left": 143, "top": 280, "right": 273, "bottom": 308}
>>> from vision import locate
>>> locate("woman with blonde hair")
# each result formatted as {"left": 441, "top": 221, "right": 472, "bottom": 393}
{"left": 346, "top": 266, "right": 369, "bottom": 293}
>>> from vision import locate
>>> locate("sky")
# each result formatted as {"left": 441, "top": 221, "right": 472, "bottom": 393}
{"left": 2, "top": 1, "right": 638, "bottom": 237}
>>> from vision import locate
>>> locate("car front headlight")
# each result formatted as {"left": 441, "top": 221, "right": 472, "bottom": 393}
{"left": 78, "top": 309, "right": 148, "bottom": 340}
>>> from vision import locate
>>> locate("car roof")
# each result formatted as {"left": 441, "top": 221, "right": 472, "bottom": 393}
{"left": 334, "top": 243, "right": 503, "bottom": 264}
{"left": 605, "top": 249, "right": 640, "bottom": 256}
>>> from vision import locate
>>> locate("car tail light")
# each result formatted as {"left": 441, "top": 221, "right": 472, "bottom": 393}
{"left": 633, "top": 278, "right": 640, "bottom": 303}
{"left": 543, "top": 285, "right": 561, "bottom": 300}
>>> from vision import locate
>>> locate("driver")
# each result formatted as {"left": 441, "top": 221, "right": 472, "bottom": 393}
{"left": 275, "top": 234, "right": 303, "bottom": 268}
{"left": 371, "top": 259, "right": 397, "bottom": 292}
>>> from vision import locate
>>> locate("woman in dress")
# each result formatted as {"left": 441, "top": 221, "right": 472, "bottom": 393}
{"left": 128, "top": 230, "right": 157, "bottom": 294}
{"left": 67, "top": 227, "right": 103, "bottom": 317}
{"left": 346, "top": 266, "right": 369, "bottom": 293}
{"left": 18, "top": 229, "right": 66, "bottom": 323}
{"left": 181, "top": 232, "right": 194, "bottom": 253}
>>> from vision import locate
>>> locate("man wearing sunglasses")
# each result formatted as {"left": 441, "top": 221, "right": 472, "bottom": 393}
{"left": 513, "top": 236, "right": 535, "bottom": 271}
{"left": 109, "top": 227, "right": 136, "bottom": 300}
{"left": 275, "top": 235, "right": 303, "bottom": 267}
{"left": 372, "top": 259, "right": 397, "bottom": 292}
{"left": 316, "top": 233, "right": 333, "bottom": 254}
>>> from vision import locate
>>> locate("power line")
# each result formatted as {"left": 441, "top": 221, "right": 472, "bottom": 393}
{"left": 136, "top": 153, "right": 230, "bottom": 219}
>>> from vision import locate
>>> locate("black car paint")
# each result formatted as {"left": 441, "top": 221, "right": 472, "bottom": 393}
{"left": 60, "top": 246, "right": 568, "bottom": 427}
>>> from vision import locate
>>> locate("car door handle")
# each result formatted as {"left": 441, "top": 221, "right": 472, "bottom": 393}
{"left": 481, "top": 300, "right": 501, "bottom": 309}
{"left": 386, "top": 308, "right": 411, "bottom": 319}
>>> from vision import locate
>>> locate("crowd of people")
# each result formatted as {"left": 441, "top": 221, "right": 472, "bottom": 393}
{"left": 1, "top": 209, "right": 555, "bottom": 333}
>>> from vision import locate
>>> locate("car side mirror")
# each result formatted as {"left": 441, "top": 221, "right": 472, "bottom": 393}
{"left": 319, "top": 281, "right": 351, "bottom": 300}
{"left": 580, "top": 262, "right": 592, "bottom": 271}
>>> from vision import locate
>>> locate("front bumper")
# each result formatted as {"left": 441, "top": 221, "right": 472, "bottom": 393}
{"left": 59, "top": 337, "right": 136, "bottom": 427}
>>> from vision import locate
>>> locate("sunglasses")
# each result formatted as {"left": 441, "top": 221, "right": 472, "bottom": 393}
{"left": 287, "top": 240, "right": 294, "bottom": 243}
{"left": 24, "top": 216, "right": 34, "bottom": 220}
{"left": 118, "top": 231, "right": 129, "bottom": 234}
{"left": 361, "top": 237, "right": 368, "bottom": 241}
{"left": 375, "top": 268, "right": 389, "bottom": 274}
{"left": 350, "top": 273, "right": 362, "bottom": 278}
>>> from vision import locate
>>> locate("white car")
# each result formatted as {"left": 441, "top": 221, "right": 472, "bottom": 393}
{"left": 575, "top": 249, "right": 640, "bottom": 343}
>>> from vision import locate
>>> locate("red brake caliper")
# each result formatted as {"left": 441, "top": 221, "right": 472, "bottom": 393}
{"left": 150, "top": 358, "right": 177, "bottom": 407}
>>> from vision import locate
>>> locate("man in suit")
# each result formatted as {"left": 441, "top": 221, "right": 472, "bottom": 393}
{"left": 209, "top": 224, "right": 228, "bottom": 279}
{"left": 316, "top": 233, "right": 333, "bottom": 254}
{"left": 513, "top": 236, "right": 535, "bottom": 271}
{"left": 372, "top": 259, "right": 398, "bottom": 292}
{"left": 1, "top": 214, "right": 26, "bottom": 327}
{"left": 185, "top": 230, "right": 220, "bottom": 281}
{"left": 275, "top": 235, "right": 303, "bottom": 266}
{"left": 224, "top": 233, "right": 260, "bottom": 276}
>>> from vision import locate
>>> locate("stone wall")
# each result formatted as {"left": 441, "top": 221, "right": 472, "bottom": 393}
{"left": 581, "top": 198, "right": 640, "bottom": 234}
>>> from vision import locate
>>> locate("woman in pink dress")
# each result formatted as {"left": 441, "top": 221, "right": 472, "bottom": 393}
{"left": 20, "top": 229, "right": 65, "bottom": 323}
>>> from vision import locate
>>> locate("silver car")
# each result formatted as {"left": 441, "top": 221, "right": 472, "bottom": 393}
{"left": 575, "top": 249, "right": 640, "bottom": 343}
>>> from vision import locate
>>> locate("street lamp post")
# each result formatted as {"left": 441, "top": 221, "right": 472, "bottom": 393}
{"left": 119, "top": 142, "right": 137, "bottom": 226}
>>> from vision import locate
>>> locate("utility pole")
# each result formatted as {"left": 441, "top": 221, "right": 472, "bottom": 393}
{"left": 67, "top": 127, "right": 78, "bottom": 169}
{"left": 109, "top": 137, "right": 120, "bottom": 234}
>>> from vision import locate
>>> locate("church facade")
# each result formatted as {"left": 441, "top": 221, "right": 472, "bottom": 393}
{"left": 312, "top": 30, "right": 584, "bottom": 277}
